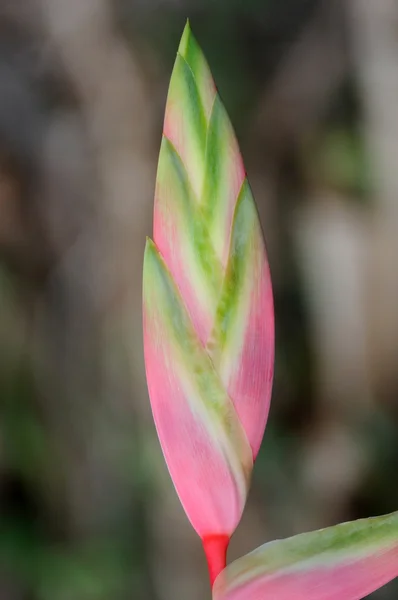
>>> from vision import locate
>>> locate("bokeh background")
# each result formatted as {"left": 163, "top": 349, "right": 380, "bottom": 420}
{"left": 1, "top": 0, "right": 398, "bottom": 598}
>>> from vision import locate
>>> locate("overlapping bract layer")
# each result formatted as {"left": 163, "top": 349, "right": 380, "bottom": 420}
{"left": 143, "top": 19, "right": 274, "bottom": 557}
{"left": 213, "top": 511, "right": 398, "bottom": 600}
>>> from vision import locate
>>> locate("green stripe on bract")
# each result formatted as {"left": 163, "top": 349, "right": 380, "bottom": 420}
{"left": 201, "top": 95, "right": 239, "bottom": 262}
{"left": 166, "top": 53, "right": 208, "bottom": 197}
{"left": 178, "top": 21, "right": 216, "bottom": 120}
{"left": 144, "top": 238, "right": 232, "bottom": 421}
{"left": 143, "top": 239, "right": 253, "bottom": 491}
{"left": 207, "top": 179, "right": 260, "bottom": 366}
{"left": 157, "top": 136, "right": 224, "bottom": 302}
{"left": 219, "top": 511, "right": 398, "bottom": 589}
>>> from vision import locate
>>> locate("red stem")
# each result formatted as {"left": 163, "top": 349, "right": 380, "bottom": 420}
{"left": 202, "top": 534, "right": 230, "bottom": 588}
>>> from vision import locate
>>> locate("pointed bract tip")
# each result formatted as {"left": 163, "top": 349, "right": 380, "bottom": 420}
{"left": 179, "top": 18, "right": 194, "bottom": 56}
{"left": 143, "top": 238, "right": 161, "bottom": 277}
{"left": 144, "top": 236, "right": 155, "bottom": 256}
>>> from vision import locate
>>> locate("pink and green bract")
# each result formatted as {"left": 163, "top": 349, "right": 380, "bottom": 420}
{"left": 142, "top": 20, "right": 274, "bottom": 584}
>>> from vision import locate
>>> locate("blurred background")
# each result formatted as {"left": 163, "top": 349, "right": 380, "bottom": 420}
{"left": 1, "top": 0, "right": 398, "bottom": 598}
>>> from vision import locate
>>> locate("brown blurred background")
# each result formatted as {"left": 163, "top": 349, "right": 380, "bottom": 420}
{"left": 1, "top": 0, "right": 398, "bottom": 598}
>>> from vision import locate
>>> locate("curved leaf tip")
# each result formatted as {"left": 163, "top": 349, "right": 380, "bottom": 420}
{"left": 213, "top": 511, "right": 398, "bottom": 600}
